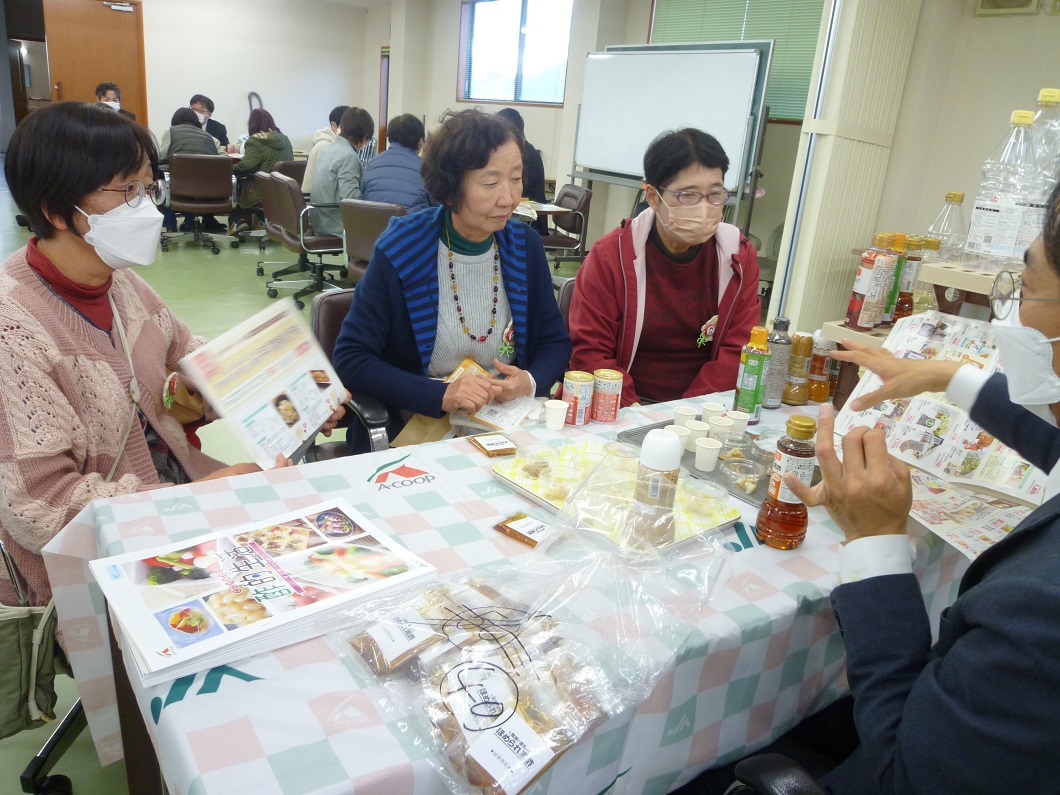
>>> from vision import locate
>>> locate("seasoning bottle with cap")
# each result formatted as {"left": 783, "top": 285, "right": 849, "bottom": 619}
{"left": 755, "top": 416, "right": 817, "bottom": 550}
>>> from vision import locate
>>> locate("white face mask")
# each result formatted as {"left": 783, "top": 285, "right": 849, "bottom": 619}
{"left": 77, "top": 199, "right": 163, "bottom": 270}
{"left": 101, "top": 100, "right": 120, "bottom": 111}
{"left": 194, "top": 110, "right": 208, "bottom": 125}
{"left": 991, "top": 304, "right": 1060, "bottom": 413}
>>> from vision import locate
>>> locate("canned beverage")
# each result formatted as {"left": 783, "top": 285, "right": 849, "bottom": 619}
{"left": 562, "top": 371, "right": 594, "bottom": 426}
{"left": 591, "top": 369, "right": 622, "bottom": 423}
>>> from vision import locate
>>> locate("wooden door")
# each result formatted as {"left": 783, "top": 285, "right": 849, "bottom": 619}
{"left": 43, "top": 0, "right": 147, "bottom": 125}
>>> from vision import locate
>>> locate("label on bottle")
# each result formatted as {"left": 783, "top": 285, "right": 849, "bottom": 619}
{"left": 808, "top": 351, "right": 830, "bottom": 383}
{"left": 768, "top": 450, "right": 816, "bottom": 504}
{"left": 857, "top": 256, "right": 895, "bottom": 328}
{"left": 1015, "top": 201, "right": 1047, "bottom": 252}
{"left": 850, "top": 261, "right": 874, "bottom": 294}
{"left": 762, "top": 342, "right": 791, "bottom": 409}
{"left": 897, "top": 257, "right": 922, "bottom": 292}
{"left": 734, "top": 350, "right": 770, "bottom": 422}
{"left": 966, "top": 197, "right": 1026, "bottom": 258}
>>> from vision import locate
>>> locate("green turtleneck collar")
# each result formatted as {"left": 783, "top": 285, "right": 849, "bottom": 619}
{"left": 441, "top": 211, "right": 494, "bottom": 256}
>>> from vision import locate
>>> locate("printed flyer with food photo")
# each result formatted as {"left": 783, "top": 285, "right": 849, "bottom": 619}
{"left": 91, "top": 499, "right": 435, "bottom": 686}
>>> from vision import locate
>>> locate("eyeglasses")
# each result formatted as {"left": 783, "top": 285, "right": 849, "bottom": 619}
{"left": 97, "top": 180, "right": 167, "bottom": 208}
{"left": 990, "top": 269, "right": 1060, "bottom": 319}
{"left": 657, "top": 186, "right": 732, "bottom": 207}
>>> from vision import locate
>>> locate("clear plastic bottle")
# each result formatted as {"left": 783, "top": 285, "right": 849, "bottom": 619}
{"left": 927, "top": 193, "right": 968, "bottom": 262}
{"left": 633, "top": 429, "right": 682, "bottom": 548}
{"left": 964, "top": 110, "right": 1046, "bottom": 269}
{"left": 756, "top": 416, "right": 817, "bottom": 550}
{"left": 763, "top": 318, "right": 792, "bottom": 410}
{"left": 845, "top": 233, "right": 891, "bottom": 331}
{"left": 732, "top": 326, "right": 771, "bottom": 425}
{"left": 894, "top": 236, "right": 922, "bottom": 322}
{"left": 882, "top": 232, "right": 908, "bottom": 326}
{"left": 1034, "top": 88, "right": 1060, "bottom": 184}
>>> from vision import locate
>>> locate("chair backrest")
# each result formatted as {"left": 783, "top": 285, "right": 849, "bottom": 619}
{"left": 169, "top": 154, "right": 233, "bottom": 201}
{"left": 270, "top": 172, "right": 308, "bottom": 234}
{"left": 256, "top": 171, "right": 282, "bottom": 225}
{"left": 273, "top": 159, "right": 307, "bottom": 185}
{"left": 557, "top": 277, "right": 576, "bottom": 333}
{"left": 553, "top": 184, "right": 592, "bottom": 237}
{"left": 339, "top": 199, "right": 407, "bottom": 263}
{"left": 311, "top": 288, "right": 356, "bottom": 361}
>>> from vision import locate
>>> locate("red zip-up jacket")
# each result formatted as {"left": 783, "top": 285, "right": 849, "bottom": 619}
{"left": 568, "top": 208, "right": 761, "bottom": 407}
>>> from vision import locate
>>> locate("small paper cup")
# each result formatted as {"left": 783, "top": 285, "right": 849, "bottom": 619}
{"left": 695, "top": 436, "right": 722, "bottom": 472}
{"left": 673, "top": 406, "right": 697, "bottom": 427}
{"left": 726, "top": 410, "right": 750, "bottom": 436}
{"left": 683, "top": 419, "right": 711, "bottom": 452}
{"left": 700, "top": 401, "right": 727, "bottom": 422}
{"left": 707, "top": 415, "right": 735, "bottom": 438}
{"left": 543, "top": 399, "right": 568, "bottom": 431}
{"left": 665, "top": 425, "right": 691, "bottom": 447}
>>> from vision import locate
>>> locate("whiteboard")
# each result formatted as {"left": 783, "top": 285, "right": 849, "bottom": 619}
{"left": 574, "top": 50, "right": 760, "bottom": 190}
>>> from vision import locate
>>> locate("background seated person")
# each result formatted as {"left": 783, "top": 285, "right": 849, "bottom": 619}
{"left": 310, "top": 106, "right": 374, "bottom": 236}
{"left": 0, "top": 102, "right": 309, "bottom": 608}
{"left": 95, "top": 81, "right": 134, "bottom": 121}
{"left": 231, "top": 108, "right": 293, "bottom": 233}
{"left": 568, "top": 128, "right": 760, "bottom": 407}
{"left": 496, "top": 107, "right": 547, "bottom": 235}
{"left": 303, "top": 104, "right": 350, "bottom": 194}
{"left": 331, "top": 109, "right": 571, "bottom": 454}
{"left": 157, "top": 107, "right": 225, "bottom": 231}
{"left": 189, "top": 93, "right": 229, "bottom": 148}
{"left": 361, "top": 113, "right": 433, "bottom": 214}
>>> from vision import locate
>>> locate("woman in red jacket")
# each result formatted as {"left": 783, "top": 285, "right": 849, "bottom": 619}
{"left": 568, "top": 128, "right": 761, "bottom": 407}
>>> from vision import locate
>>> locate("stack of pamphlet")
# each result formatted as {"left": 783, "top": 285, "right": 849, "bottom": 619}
{"left": 835, "top": 312, "right": 1045, "bottom": 559}
{"left": 92, "top": 499, "right": 435, "bottom": 686}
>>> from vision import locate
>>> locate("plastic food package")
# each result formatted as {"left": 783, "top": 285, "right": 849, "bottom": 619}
{"left": 333, "top": 457, "right": 734, "bottom": 795}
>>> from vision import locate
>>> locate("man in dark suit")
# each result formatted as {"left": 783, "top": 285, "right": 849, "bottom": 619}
{"left": 95, "top": 82, "right": 135, "bottom": 121}
{"left": 781, "top": 186, "right": 1060, "bottom": 793}
{"left": 189, "top": 93, "right": 229, "bottom": 147}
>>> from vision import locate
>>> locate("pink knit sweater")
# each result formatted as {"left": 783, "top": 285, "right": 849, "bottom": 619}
{"left": 0, "top": 248, "right": 226, "bottom": 607}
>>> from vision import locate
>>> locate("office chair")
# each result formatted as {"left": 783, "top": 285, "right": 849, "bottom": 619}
{"left": 161, "top": 154, "right": 239, "bottom": 255}
{"left": 305, "top": 289, "right": 391, "bottom": 461}
{"left": 254, "top": 171, "right": 306, "bottom": 279}
{"left": 273, "top": 159, "right": 307, "bottom": 187}
{"left": 540, "top": 184, "right": 593, "bottom": 270}
{"left": 265, "top": 173, "right": 353, "bottom": 310}
{"left": 339, "top": 199, "right": 406, "bottom": 282}
{"left": 729, "top": 754, "right": 828, "bottom": 795}
{"left": 556, "top": 276, "right": 576, "bottom": 333}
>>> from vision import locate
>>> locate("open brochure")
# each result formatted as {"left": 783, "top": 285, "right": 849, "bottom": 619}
{"left": 836, "top": 312, "right": 1046, "bottom": 507}
{"left": 446, "top": 356, "right": 540, "bottom": 432}
{"left": 180, "top": 299, "right": 347, "bottom": 468}
{"left": 90, "top": 499, "right": 435, "bottom": 686}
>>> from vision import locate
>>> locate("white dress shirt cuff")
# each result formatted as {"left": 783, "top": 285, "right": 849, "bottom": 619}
{"left": 945, "top": 364, "right": 991, "bottom": 415}
{"left": 839, "top": 534, "right": 914, "bottom": 583}
{"left": 526, "top": 372, "right": 537, "bottom": 398}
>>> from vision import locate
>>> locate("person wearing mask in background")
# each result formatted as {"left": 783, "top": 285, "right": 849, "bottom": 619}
{"left": 231, "top": 108, "right": 294, "bottom": 233}
{"left": 303, "top": 105, "right": 350, "bottom": 194}
{"left": 568, "top": 128, "right": 760, "bottom": 407}
{"left": 496, "top": 107, "right": 546, "bottom": 235}
{"left": 361, "top": 113, "right": 433, "bottom": 214}
{"left": 157, "top": 107, "right": 225, "bottom": 231}
{"left": 95, "top": 82, "right": 135, "bottom": 121}
{"left": 0, "top": 103, "right": 342, "bottom": 609}
{"left": 310, "top": 107, "right": 374, "bottom": 236}
{"left": 189, "top": 94, "right": 229, "bottom": 148}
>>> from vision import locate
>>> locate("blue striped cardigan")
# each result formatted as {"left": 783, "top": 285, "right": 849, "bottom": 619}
{"left": 333, "top": 206, "right": 572, "bottom": 452}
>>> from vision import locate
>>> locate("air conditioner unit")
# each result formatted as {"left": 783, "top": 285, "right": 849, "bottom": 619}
{"left": 974, "top": 0, "right": 1040, "bottom": 15}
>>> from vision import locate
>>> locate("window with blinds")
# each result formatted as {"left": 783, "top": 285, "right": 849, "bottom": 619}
{"left": 650, "top": 0, "right": 826, "bottom": 121}
{"left": 458, "top": 0, "right": 574, "bottom": 105}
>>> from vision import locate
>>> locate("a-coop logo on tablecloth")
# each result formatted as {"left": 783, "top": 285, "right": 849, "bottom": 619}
{"left": 367, "top": 453, "right": 436, "bottom": 491}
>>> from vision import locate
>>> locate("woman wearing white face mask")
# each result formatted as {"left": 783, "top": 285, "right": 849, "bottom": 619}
{"left": 568, "top": 128, "right": 761, "bottom": 407}
{"left": 0, "top": 102, "right": 317, "bottom": 610}
{"left": 744, "top": 181, "right": 1060, "bottom": 794}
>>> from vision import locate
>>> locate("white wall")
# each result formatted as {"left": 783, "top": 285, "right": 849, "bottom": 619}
{"left": 141, "top": 0, "right": 367, "bottom": 151}
{"left": 877, "top": 0, "right": 1060, "bottom": 236}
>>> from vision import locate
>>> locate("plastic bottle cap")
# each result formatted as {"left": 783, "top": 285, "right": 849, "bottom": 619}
{"left": 1011, "top": 110, "right": 1035, "bottom": 126}
{"left": 1039, "top": 88, "right": 1060, "bottom": 105}
{"left": 907, "top": 236, "right": 923, "bottom": 249}
{"left": 944, "top": 191, "right": 964, "bottom": 204}
{"left": 749, "top": 325, "right": 769, "bottom": 348}
{"left": 892, "top": 232, "right": 907, "bottom": 251}
{"left": 872, "top": 233, "right": 889, "bottom": 248}
{"left": 924, "top": 238, "right": 940, "bottom": 250}
{"left": 640, "top": 428, "right": 683, "bottom": 471}
{"left": 786, "top": 416, "right": 817, "bottom": 440}
{"left": 772, "top": 317, "right": 790, "bottom": 332}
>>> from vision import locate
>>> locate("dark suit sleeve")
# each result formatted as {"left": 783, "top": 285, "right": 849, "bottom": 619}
{"left": 523, "top": 144, "right": 546, "bottom": 204}
{"left": 825, "top": 568, "right": 1060, "bottom": 794}
{"left": 969, "top": 373, "right": 1060, "bottom": 475}
{"left": 209, "top": 120, "right": 229, "bottom": 147}
{"left": 332, "top": 250, "right": 448, "bottom": 418}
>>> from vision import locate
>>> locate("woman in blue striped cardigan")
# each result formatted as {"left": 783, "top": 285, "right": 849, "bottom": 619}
{"left": 333, "top": 109, "right": 571, "bottom": 453}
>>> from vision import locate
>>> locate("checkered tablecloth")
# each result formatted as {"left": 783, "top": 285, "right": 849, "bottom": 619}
{"left": 43, "top": 397, "right": 969, "bottom": 795}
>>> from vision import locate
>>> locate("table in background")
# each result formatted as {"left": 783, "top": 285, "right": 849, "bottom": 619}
{"left": 43, "top": 397, "right": 968, "bottom": 795}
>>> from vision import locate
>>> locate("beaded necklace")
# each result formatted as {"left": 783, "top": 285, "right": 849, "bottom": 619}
{"left": 445, "top": 224, "right": 500, "bottom": 343}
